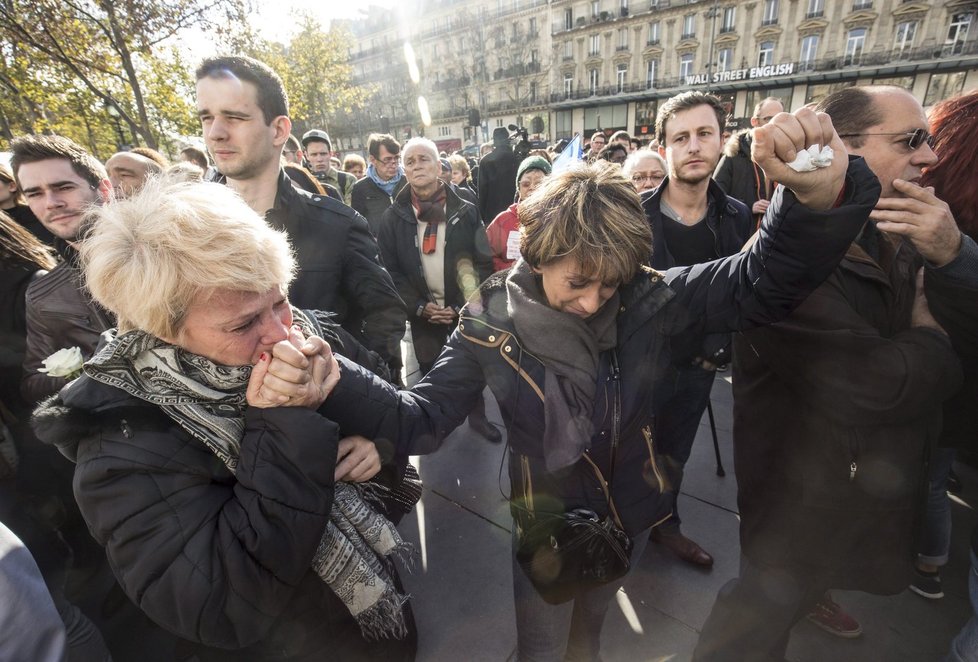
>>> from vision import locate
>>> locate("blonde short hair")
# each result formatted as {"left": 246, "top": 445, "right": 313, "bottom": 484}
{"left": 80, "top": 179, "right": 295, "bottom": 339}
{"left": 448, "top": 154, "right": 469, "bottom": 177}
{"left": 519, "top": 161, "right": 651, "bottom": 285}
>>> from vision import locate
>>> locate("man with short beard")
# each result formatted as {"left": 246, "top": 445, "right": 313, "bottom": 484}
{"left": 12, "top": 134, "right": 115, "bottom": 402}
{"left": 640, "top": 92, "right": 751, "bottom": 570}
{"left": 194, "top": 56, "right": 406, "bottom": 377}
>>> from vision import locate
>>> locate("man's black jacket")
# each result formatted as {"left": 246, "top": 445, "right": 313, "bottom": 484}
{"left": 265, "top": 170, "right": 406, "bottom": 365}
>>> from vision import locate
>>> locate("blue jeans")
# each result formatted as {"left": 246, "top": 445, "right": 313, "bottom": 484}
{"left": 946, "top": 549, "right": 978, "bottom": 662}
{"left": 654, "top": 365, "right": 716, "bottom": 531}
{"left": 920, "top": 448, "right": 955, "bottom": 566}
{"left": 512, "top": 527, "right": 650, "bottom": 662}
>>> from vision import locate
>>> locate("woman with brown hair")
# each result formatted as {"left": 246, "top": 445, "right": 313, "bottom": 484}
{"left": 0, "top": 162, "right": 53, "bottom": 244}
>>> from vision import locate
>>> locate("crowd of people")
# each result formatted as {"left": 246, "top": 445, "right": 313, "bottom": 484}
{"left": 1, "top": 51, "right": 977, "bottom": 662}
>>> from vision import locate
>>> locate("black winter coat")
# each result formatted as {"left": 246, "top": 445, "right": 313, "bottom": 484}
{"left": 350, "top": 175, "right": 407, "bottom": 237}
{"left": 377, "top": 183, "right": 494, "bottom": 318}
{"left": 642, "top": 178, "right": 752, "bottom": 364}
{"left": 733, "top": 224, "right": 975, "bottom": 594}
{"left": 266, "top": 170, "right": 406, "bottom": 366}
{"left": 714, "top": 130, "right": 769, "bottom": 223}
{"left": 32, "top": 325, "right": 415, "bottom": 661}
{"left": 322, "top": 158, "right": 881, "bottom": 538}
{"left": 477, "top": 145, "right": 519, "bottom": 222}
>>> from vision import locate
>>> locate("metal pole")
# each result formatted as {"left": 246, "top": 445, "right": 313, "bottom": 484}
{"left": 706, "top": 0, "right": 719, "bottom": 93}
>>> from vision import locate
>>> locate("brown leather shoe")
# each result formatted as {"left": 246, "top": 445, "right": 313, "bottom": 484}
{"left": 651, "top": 529, "right": 714, "bottom": 567}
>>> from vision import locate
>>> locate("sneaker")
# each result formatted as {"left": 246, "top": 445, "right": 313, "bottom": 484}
{"left": 909, "top": 567, "right": 944, "bottom": 600}
{"left": 806, "top": 594, "right": 863, "bottom": 638}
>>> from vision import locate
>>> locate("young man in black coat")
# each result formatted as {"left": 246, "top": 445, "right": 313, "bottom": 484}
{"left": 195, "top": 56, "right": 407, "bottom": 379}
{"left": 641, "top": 91, "right": 751, "bottom": 570}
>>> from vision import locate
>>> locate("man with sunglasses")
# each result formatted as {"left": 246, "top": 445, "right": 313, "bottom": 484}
{"left": 695, "top": 85, "right": 978, "bottom": 660}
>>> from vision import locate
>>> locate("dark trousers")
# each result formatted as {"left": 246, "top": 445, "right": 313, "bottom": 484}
{"left": 654, "top": 364, "right": 716, "bottom": 531}
{"left": 693, "top": 555, "right": 826, "bottom": 662}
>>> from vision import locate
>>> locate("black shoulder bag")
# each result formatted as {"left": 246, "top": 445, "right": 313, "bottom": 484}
{"left": 514, "top": 351, "right": 634, "bottom": 605}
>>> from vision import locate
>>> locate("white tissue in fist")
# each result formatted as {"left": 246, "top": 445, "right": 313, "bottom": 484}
{"left": 786, "top": 145, "right": 834, "bottom": 172}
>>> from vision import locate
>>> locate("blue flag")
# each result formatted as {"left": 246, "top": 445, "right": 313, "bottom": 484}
{"left": 551, "top": 134, "right": 583, "bottom": 174}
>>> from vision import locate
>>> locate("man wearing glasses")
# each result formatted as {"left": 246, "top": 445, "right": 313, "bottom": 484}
{"left": 351, "top": 133, "right": 407, "bottom": 238}
{"left": 714, "top": 96, "right": 784, "bottom": 227}
{"left": 695, "top": 85, "right": 978, "bottom": 660}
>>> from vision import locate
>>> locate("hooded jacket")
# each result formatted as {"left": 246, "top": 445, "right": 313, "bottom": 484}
{"left": 714, "top": 130, "right": 770, "bottom": 222}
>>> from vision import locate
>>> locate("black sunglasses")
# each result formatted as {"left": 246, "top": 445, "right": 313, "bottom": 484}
{"left": 838, "top": 128, "right": 936, "bottom": 151}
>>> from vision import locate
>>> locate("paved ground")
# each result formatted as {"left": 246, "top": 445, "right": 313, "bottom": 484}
{"left": 397, "top": 345, "right": 977, "bottom": 662}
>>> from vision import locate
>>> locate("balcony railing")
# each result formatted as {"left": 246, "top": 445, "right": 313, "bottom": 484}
{"left": 548, "top": 41, "right": 978, "bottom": 104}
{"left": 852, "top": 1, "right": 872, "bottom": 9}
{"left": 761, "top": 18, "right": 779, "bottom": 26}
{"left": 616, "top": 45, "right": 630, "bottom": 51}
{"left": 647, "top": 38, "right": 660, "bottom": 46}
{"left": 805, "top": 10, "right": 824, "bottom": 18}
{"left": 719, "top": 25, "right": 735, "bottom": 33}
{"left": 680, "top": 32, "right": 695, "bottom": 39}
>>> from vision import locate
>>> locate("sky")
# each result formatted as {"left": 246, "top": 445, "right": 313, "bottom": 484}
{"left": 249, "top": 1, "right": 398, "bottom": 43}
{"left": 178, "top": 1, "right": 399, "bottom": 61}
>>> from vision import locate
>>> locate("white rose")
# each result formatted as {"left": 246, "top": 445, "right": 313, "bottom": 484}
{"left": 38, "top": 346, "right": 85, "bottom": 379}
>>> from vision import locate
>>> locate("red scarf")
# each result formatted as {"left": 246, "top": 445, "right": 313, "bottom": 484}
{"left": 411, "top": 183, "right": 447, "bottom": 254}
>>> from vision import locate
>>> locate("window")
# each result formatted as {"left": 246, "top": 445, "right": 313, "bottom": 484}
{"left": 800, "top": 35, "right": 819, "bottom": 69}
{"left": 621, "top": 0, "right": 628, "bottom": 12}
{"left": 757, "top": 41, "right": 774, "bottom": 67}
{"left": 804, "top": 81, "right": 853, "bottom": 105}
{"left": 531, "top": 49, "right": 539, "bottom": 64}
{"left": 646, "top": 58, "right": 658, "bottom": 88}
{"left": 592, "top": 0, "right": 600, "bottom": 18}
{"left": 925, "top": 71, "right": 967, "bottom": 106}
{"left": 619, "top": 28, "right": 629, "bottom": 50}
{"left": 806, "top": 0, "right": 823, "bottom": 18}
{"left": 894, "top": 21, "right": 917, "bottom": 56}
{"left": 946, "top": 13, "right": 972, "bottom": 55}
{"left": 590, "top": 33, "right": 601, "bottom": 55}
{"left": 762, "top": 0, "right": 778, "bottom": 25}
{"left": 721, "top": 7, "right": 735, "bottom": 33}
{"left": 530, "top": 82, "right": 538, "bottom": 103}
{"left": 648, "top": 21, "right": 660, "bottom": 45}
{"left": 556, "top": 110, "right": 573, "bottom": 139}
{"left": 679, "top": 53, "right": 694, "bottom": 79}
{"left": 564, "top": 41, "right": 574, "bottom": 59}
{"left": 529, "top": 17, "right": 537, "bottom": 35}
{"left": 852, "top": 0, "right": 872, "bottom": 9}
{"left": 844, "top": 27, "right": 866, "bottom": 66}
{"left": 682, "top": 14, "right": 695, "bottom": 39}
{"left": 589, "top": 68, "right": 600, "bottom": 94}
{"left": 717, "top": 47, "right": 733, "bottom": 72}
{"left": 565, "top": 8, "right": 573, "bottom": 30}
{"left": 616, "top": 63, "right": 628, "bottom": 92}
{"left": 564, "top": 73, "right": 574, "bottom": 98}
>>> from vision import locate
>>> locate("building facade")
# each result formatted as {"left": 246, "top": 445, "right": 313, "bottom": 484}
{"left": 333, "top": 0, "right": 978, "bottom": 154}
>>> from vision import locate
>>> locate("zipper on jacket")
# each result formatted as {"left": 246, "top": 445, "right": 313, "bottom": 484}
{"left": 641, "top": 425, "right": 667, "bottom": 494}
{"left": 847, "top": 430, "right": 860, "bottom": 482}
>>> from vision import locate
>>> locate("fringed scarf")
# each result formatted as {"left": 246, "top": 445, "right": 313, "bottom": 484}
{"left": 411, "top": 182, "right": 447, "bottom": 254}
{"left": 83, "top": 308, "right": 411, "bottom": 640}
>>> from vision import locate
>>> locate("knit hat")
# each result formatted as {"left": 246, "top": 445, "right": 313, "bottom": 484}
{"left": 516, "top": 155, "right": 552, "bottom": 187}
